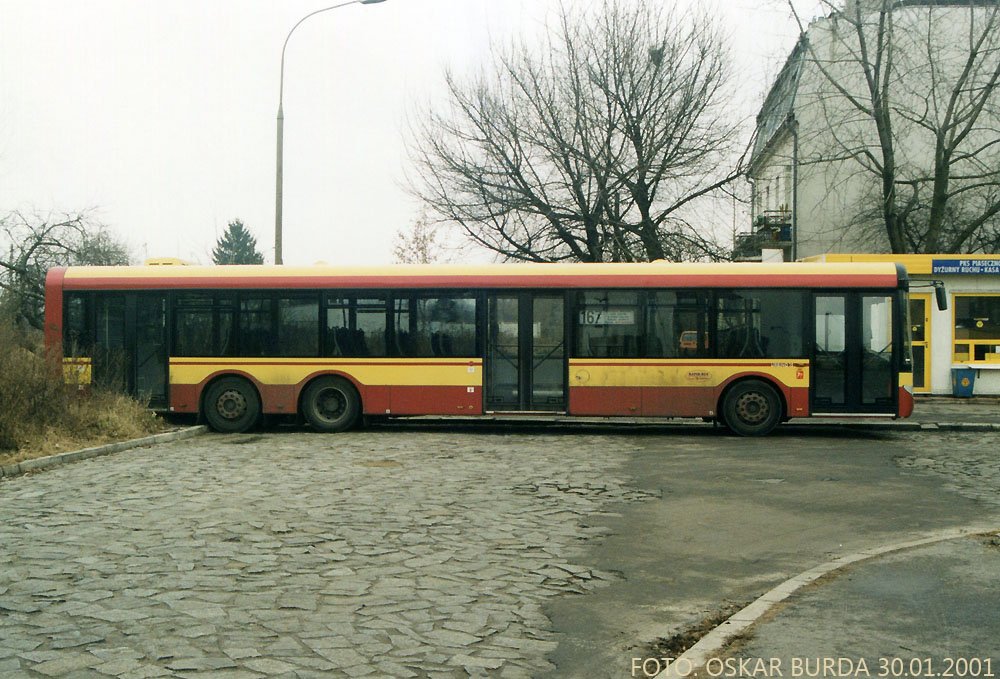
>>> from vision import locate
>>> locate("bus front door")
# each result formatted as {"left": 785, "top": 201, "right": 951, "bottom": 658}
{"left": 485, "top": 293, "right": 566, "bottom": 412}
{"left": 812, "top": 293, "right": 896, "bottom": 414}
{"left": 93, "top": 293, "right": 168, "bottom": 409}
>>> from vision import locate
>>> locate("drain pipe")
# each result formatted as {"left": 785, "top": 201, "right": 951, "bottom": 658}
{"left": 790, "top": 113, "right": 799, "bottom": 262}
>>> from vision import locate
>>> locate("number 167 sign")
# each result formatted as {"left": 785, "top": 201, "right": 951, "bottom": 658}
{"left": 579, "top": 309, "right": 635, "bottom": 325}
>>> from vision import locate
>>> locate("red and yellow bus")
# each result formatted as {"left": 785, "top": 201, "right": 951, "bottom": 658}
{"left": 44, "top": 261, "right": 914, "bottom": 436}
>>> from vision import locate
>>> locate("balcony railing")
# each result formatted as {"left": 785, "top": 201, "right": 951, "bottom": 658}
{"left": 733, "top": 209, "right": 793, "bottom": 260}
{"left": 754, "top": 209, "right": 791, "bottom": 228}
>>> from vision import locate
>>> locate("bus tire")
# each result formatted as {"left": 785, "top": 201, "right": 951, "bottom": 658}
{"left": 721, "top": 379, "right": 782, "bottom": 437}
{"left": 301, "top": 376, "right": 360, "bottom": 433}
{"left": 203, "top": 376, "right": 261, "bottom": 433}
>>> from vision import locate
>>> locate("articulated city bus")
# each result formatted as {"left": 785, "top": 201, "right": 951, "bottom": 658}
{"left": 44, "top": 262, "right": 914, "bottom": 436}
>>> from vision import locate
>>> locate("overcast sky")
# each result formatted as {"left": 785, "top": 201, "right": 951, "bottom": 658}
{"left": 0, "top": 0, "right": 820, "bottom": 266}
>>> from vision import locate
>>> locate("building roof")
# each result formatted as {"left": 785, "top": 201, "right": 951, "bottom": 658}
{"left": 749, "top": 37, "right": 806, "bottom": 172}
{"left": 750, "top": 0, "right": 998, "bottom": 173}
{"left": 802, "top": 253, "right": 1000, "bottom": 274}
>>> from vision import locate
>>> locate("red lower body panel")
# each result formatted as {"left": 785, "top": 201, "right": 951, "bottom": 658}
{"left": 387, "top": 385, "right": 482, "bottom": 415}
{"left": 171, "top": 381, "right": 482, "bottom": 417}
{"left": 569, "top": 386, "right": 642, "bottom": 416}
{"left": 569, "top": 386, "right": 716, "bottom": 417}
{"left": 571, "top": 384, "right": 810, "bottom": 419}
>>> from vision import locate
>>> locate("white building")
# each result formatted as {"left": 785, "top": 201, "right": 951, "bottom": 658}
{"left": 741, "top": 0, "right": 1000, "bottom": 262}
{"left": 743, "top": 1, "right": 1000, "bottom": 396}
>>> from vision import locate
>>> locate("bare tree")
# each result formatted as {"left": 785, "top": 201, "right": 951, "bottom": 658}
{"left": 392, "top": 213, "right": 453, "bottom": 264}
{"left": 0, "top": 212, "right": 131, "bottom": 329}
{"left": 408, "top": 0, "right": 744, "bottom": 263}
{"left": 789, "top": 0, "right": 1000, "bottom": 253}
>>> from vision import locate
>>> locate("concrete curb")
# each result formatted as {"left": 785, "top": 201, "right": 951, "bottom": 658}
{"left": 0, "top": 425, "right": 208, "bottom": 479}
{"left": 654, "top": 524, "right": 1000, "bottom": 679}
{"left": 788, "top": 420, "right": 1000, "bottom": 431}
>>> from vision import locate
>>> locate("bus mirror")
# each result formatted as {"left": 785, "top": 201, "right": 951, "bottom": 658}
{"left": 934, "top": 283, "right": 948, "bottom": 311}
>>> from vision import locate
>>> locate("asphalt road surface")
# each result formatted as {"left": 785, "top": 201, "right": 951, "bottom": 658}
{"left": 1, "top": 423, "right": 997, "bottom": 679}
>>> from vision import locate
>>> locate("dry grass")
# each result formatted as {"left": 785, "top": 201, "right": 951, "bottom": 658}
{"left": 0, "top": 320, "right": 164, "bottom": 467}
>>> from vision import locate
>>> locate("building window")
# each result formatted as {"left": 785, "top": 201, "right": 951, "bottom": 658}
{"left": 782, "top": 165, "right": 793, "bottom": 210}
{"left": 953, "top": 294, "right": 1000, "bottom": 364}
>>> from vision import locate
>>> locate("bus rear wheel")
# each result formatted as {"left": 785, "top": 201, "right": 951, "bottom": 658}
{"left": 302, "top": 376, "right": 360, "bottom": 433}
{"left": 721, "top": 379, "right": 782, "bottom": 436}
{"left": 204, "top": 376, "right": 261, "bottom": 433}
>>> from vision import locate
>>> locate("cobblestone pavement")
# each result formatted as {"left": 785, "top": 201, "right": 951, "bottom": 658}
{"left": 0, "top": 431, "right": 654, "bottom": 679}
{"left": 895, "top": 431, "right": 1000, "bottom": 507}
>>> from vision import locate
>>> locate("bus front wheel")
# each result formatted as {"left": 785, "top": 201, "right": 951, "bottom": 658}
{"left": 301, "top": 376, "right": 360, "bottom": 433}
{"left": 721, "top": 380, "right": 782, "bottom": 436}
{"left": 203, "top": 377, "right": 261, "bottom": 433}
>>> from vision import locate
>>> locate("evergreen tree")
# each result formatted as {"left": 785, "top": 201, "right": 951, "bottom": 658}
{"left": 212, "top": 219, "right": 264, "bottom": 265}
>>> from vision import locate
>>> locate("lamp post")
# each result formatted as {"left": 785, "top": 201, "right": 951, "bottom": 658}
{"left": 275, "top": 0, "right": 387, "bottom": 265}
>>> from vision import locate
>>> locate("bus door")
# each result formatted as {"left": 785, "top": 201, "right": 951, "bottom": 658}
{"left": 812, "top": 293, "right": 896, "bottom": 414}
{"left": 94, "top": 293, "right": 128, "bottom": 393}
{"left": 485, "top": 293, "right": 566, "bottom": 412}
{"left": 93, "top": 293, "right": 168, "bottom": 408}
{"left": 133, "top": 294, "right": 168, "bottom": 409}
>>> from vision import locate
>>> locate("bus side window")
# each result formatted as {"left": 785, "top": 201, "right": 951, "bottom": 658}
{"left": 277, "top": 296, "right": 319, "bottom": 357}
{"left": 64, "top": 292, "right": 91, "bottom": 356}
{"left": 240, "top": 296, "right": 274, "bottom": 357}
{"left": 716, "top": 290, "right": 804, "bottom": 359}
{"left": 326, "top": 295, "right": 388, "bottom": 358}
{"left": 174, "top": 293, "right": 234, "bottom": 357}
{"left": 646, "top": 291, "right": 709, "bottom": 358}
{"left": 575, "top": 291, "right": 639, "bottom": 358}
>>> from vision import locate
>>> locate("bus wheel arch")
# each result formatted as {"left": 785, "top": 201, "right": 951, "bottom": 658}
{"left": 201, "top": 374, "right": 262, "bottom": 433}
{"left": 299, "top": 375, "right": 361, "bottom": 433}
{"left": 718, "top": 377, "right": 785, "bottom": 436}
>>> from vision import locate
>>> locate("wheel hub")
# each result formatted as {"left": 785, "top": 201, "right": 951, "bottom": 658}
{"left": 317, "top": 388, "right": 346, "bottom": 421}
{"left": 735, "top": 392, "right": 769, "bottom": 424}
{"left": 217, "top": 389, "right": 247, "bottom": 420}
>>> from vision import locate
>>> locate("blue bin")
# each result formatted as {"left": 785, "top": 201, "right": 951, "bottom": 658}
{"left": 951, "top": 367, "right": 976, "bottom": 397}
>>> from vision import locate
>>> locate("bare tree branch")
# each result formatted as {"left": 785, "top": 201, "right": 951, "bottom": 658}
{"left": 787, "top": 0, "right": 1000, "bottom": 253}
{"left": 0, "top": 212, "right": 131, "bottom": 329}
{"left": 407, "top": 0, "right": 742, "bottom": 263}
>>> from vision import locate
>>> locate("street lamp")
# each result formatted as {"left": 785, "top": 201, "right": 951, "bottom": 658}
{"left": 274, "top": 0, "right": 387, "bottom": 265}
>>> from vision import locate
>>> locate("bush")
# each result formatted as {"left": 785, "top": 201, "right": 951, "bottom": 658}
{"left": 0, "top": 319, "right": 161, "bottom": 462}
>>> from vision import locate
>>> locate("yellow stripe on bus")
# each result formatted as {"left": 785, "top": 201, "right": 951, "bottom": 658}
{"left": 169, "top": 357, "right": 482, "bottom": 387}
{"left": 569, "top": 359, "right": 809, "bottom": 389}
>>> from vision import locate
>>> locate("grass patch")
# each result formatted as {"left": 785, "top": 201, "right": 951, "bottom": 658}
{"left": 636, "top": 600, "right": 750, "bottom": 659}
{"left": 0, "top": 320, "right": 164, "bottom": 467}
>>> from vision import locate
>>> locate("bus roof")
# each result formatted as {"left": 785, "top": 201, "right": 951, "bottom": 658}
{"left": 52, "top": 261, "right": 905, "bottom": 291}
